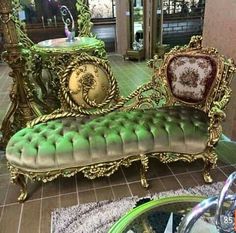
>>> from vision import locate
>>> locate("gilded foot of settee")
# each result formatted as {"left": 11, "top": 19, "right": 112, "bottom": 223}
{"left": 11, "top": 174, "right": 28, "bottom": 203}
{"left": 202, "top": 149, "right": 217, "bottom": 184}
{"left": 203, "top": 171, "right": 213, "bottom": 184}
{"left": 203, "top": 161, "right": 215, "bottom": 184}
{"left": 140, "top": 174, "right": 149, "bottom": 188}
{"left": 140, "top": 154, "right": 149, "bottom": 188}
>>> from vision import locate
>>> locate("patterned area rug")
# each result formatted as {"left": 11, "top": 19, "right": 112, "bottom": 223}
{"left": 51, "top": 182, "right": 225, "bottom": 233}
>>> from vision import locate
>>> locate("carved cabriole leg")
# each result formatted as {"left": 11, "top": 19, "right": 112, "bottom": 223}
{"left": 140, "top": 154, "right": 149, "bottom": 188}
{"left": 203, "top": 149, "right": 217, "bottom": 184}
{"left": 11, "top": 174, "right": 28, "bottom": 203}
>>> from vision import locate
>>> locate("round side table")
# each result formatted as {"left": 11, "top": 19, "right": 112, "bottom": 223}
{"left": 32, "top": 37, "right": 106, "bottom": 59}
{"left": 28, "top": 37, "right": 106, "bottom": 113}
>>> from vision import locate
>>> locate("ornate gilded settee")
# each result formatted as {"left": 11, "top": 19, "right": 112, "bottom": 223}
{"left": 5, "top": 37, "right": 236, "bottom": 202}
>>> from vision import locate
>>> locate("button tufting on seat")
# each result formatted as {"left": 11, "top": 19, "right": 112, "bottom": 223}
{"left": 6, "top": 106, "right": 209, "bottom": 171}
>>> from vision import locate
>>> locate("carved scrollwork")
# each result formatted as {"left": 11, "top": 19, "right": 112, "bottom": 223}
{"left": 82, "top": 159, "right": 131, "bottom": 179}
{"left": 76, "top": 0, "right": 93, "bottom": 37}
{"left": 11, "top": 0, "right": 34, "bottom": 48}
{"left": 7, "top": 155, "right": 143, "bottom": 183}
{"left": 150, "top": 148, "right": 217, "bottom": 184}
{"left": 81, "top": 156, "right": 134, "bottom": 179}
{"left": 7, "top": 154, "right": 148, "bottom": 202}
{"left": 151, "top": 152, "right": 197, "bottom": 164}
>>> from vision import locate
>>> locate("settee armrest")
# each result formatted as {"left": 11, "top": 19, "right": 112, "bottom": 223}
{"left": 207, "top": 87, "right": 232, "bottom": 146}
{"left": 26, "top": 109, "right": 83, "bottom": 127}
{"left": 27, "top": 79, "right": 164, "bottom": 127}
{"left": 208, "top": 84, "right": 232, "bottom": 120}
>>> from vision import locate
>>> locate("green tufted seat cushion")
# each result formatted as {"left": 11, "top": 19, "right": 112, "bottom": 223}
{"left": 6, "top": 106, "right": 209, "bottom": 172}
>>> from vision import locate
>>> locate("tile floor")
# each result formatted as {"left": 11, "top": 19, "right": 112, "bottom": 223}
{"left": 0, "top": 152, "right": 236, "bottom": 233}
{"left": 0, "top": 55, "right": 236, "bottom": 233}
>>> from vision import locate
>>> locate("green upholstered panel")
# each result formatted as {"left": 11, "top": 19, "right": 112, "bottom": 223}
{"left": 6, "top": 106, "right": 209, "bottom": 172}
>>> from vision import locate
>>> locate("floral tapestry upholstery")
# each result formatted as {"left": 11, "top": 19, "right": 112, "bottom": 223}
{"left": 167, "top": 55, "right": 218, "bottom": 103}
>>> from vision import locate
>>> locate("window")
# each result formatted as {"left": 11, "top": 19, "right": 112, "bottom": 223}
{"left": 163, "top": 0, "right": 203, "bottom": 15}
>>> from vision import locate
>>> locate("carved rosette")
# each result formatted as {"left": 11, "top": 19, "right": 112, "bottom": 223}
{"left": 60, "top": 53, "right": 119, "bottom": 113}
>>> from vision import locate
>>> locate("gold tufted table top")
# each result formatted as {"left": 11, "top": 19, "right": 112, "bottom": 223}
{"left": 6, "top": 106, "right": 209, "bottom": 172}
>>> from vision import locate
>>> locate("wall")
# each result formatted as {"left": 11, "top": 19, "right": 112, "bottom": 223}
{"left": 203, "top": 0, "right": 236, "bottom": 139}
{"left": 203, "top": 0, "right": 236, "bottom": 61}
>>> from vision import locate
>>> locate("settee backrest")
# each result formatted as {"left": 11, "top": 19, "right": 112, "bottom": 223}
{"left": 166, "top": 54, "right": 218, "bottom": 104}
{"left": 156, "top": 36, "right": 235, "bottom": 113}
